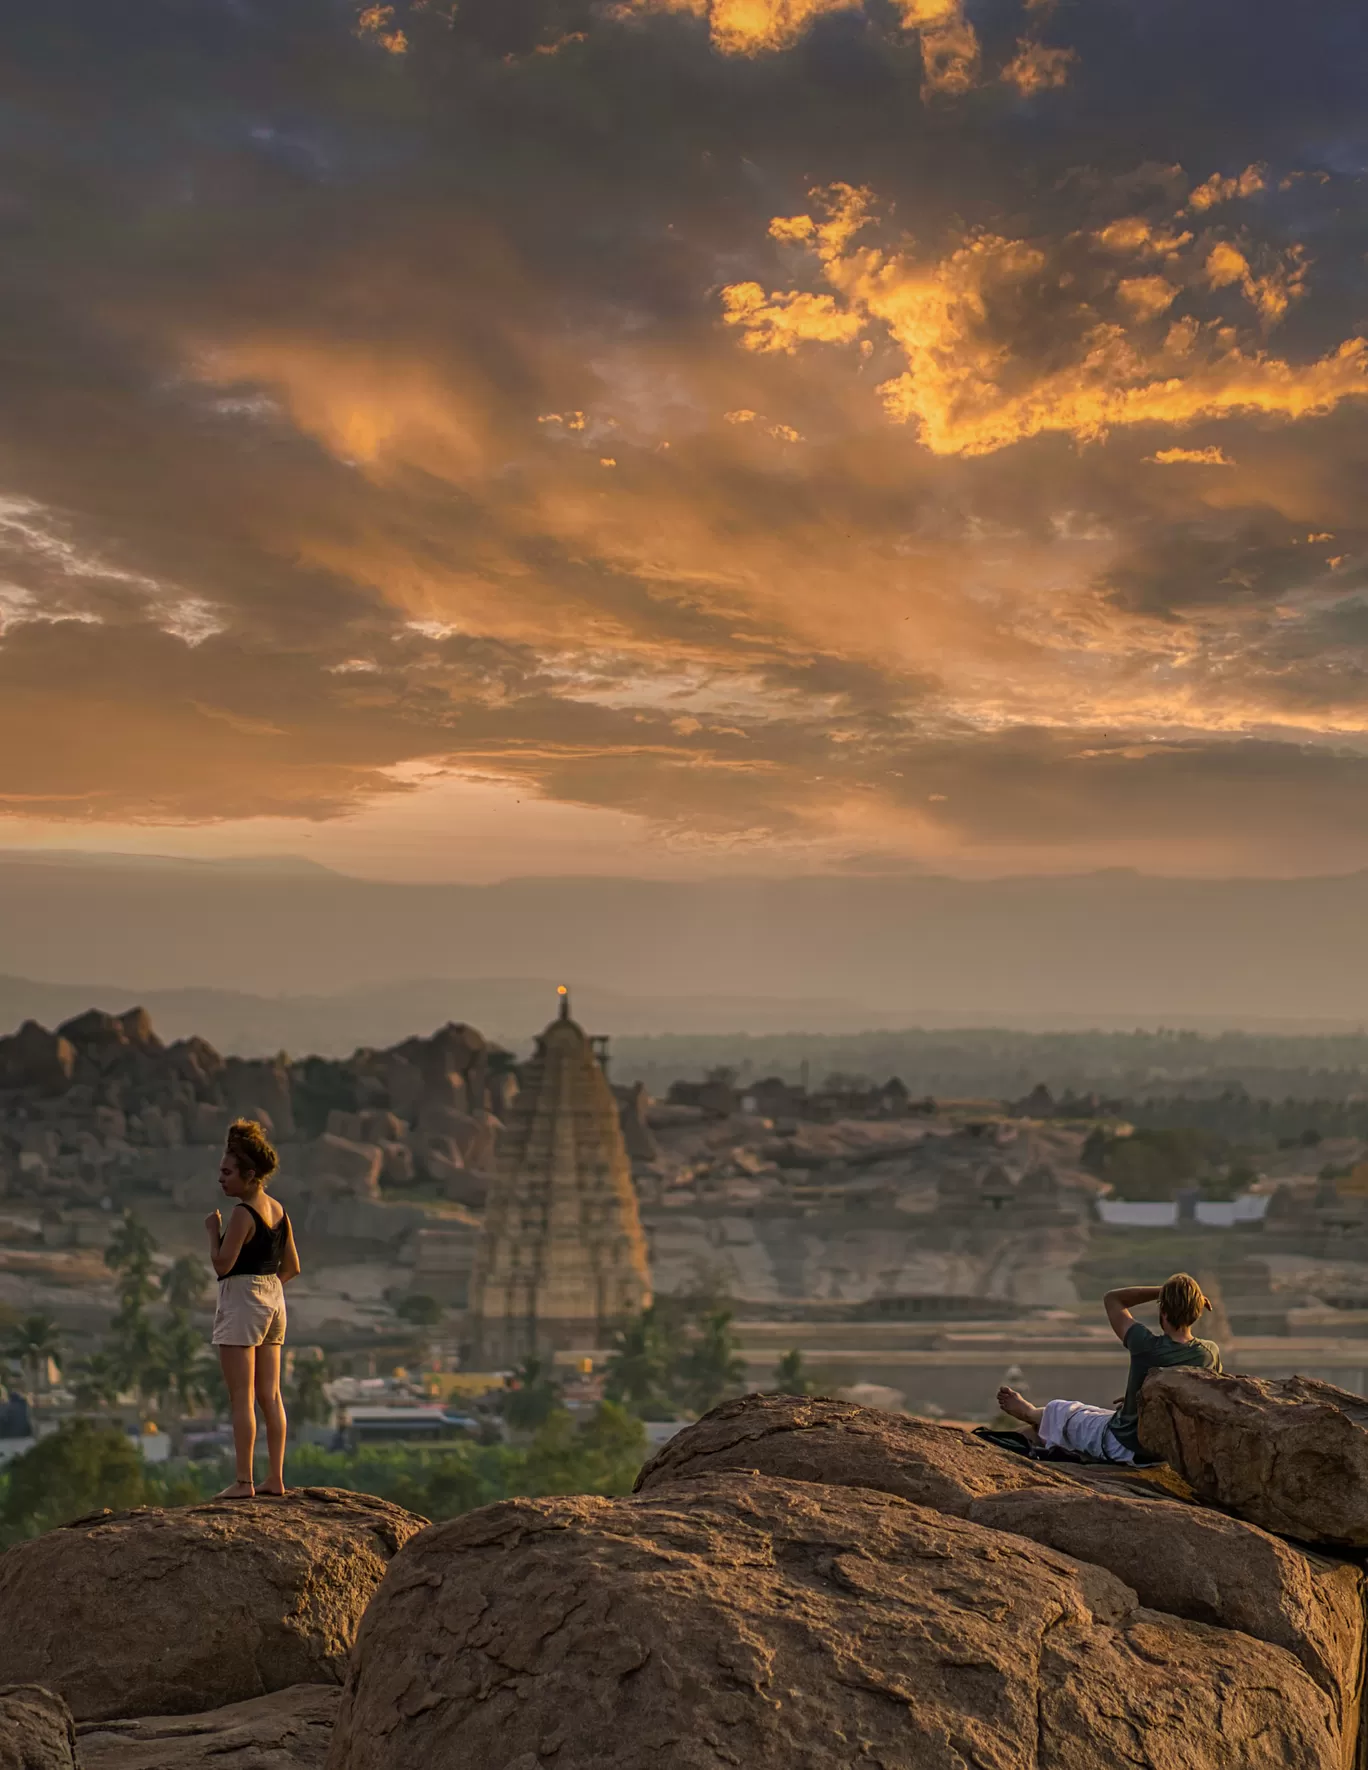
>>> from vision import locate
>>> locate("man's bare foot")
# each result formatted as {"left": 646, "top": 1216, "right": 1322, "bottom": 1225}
{"left": 216, "top": 1480, "right": 256, "bottom": 1499}
{"left": 996, "top": 1386, "right": 1044, "bottom": 1430}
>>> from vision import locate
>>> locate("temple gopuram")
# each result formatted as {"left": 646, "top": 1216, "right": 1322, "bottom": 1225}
{"left": 469, "top": 988, "right": 652, "bottom": 1364}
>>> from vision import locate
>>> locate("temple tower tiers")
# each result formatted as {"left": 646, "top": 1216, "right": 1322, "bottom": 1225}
{"left": 470, "top": 991, "right": 652, "bottom": 1365}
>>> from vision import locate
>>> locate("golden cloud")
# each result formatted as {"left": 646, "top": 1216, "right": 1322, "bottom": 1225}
{"left": 1001, "top": 38, "right": 1076, "bottom": 96}
{"left": 1147, "top": 447, "right": 1236, "bottom": 466}
{"left": 722, "top": 185, "right": 1361, "bottom": 455}
{"left": 1187, "top": 164, "right": 1266, "bottom": 212}
{"left": 355, "top": 4, "right": 408, "bottom": 53}
{"left": 1116, "top": 276, "right": 1178, "bottom": 320}
{"left": 614, "top": 0, "right": 988, "bottom": 94}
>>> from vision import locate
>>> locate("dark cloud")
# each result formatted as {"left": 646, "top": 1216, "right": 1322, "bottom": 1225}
{"left": 1, "top": 0, "right": 1367, "bottom": 872}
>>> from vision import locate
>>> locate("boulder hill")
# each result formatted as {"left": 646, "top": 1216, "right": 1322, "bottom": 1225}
{"left": 4, "top": 1373, "right": 1368, "bottom": 1768}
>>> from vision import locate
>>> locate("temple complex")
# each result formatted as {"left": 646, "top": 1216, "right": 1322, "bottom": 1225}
{"left": 469, "top": 989, "right": 652, "bottom": 1364}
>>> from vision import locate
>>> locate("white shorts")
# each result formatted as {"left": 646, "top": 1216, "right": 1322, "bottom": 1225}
{"left": 213, "top": 1274, "right": 287, "bottom": 1347}
{"left": 1039, "top": 1398, "right": 1135, "bottom": 1464}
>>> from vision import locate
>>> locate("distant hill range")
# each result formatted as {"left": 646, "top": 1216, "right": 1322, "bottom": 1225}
{"left": 4, "top": 851, "right": 1368, "bottom": 1043}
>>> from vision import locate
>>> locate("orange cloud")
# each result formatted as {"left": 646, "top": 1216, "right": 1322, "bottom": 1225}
{"left": 1001, "top": 38, "right": 1076, "bottom": 95}
{"left": 1116, "top": 276, "right": 1178, "bottom": 321}
{"left": 1187, "top": 164, "right": 1267, "bottom": 212}
{"left": 1204, "top": 241, "right": 1307, "bottom": 325}
{"left": 1147, "top": 447, "right": 1236, "bottom": 466}
{"left": 615, "top": 0, "right": 986, "bottom": 94}
{"left": 355, "top": 5, "right": 408, "bottom": 53}
{"left": 723, "top": 186, "right": 1359, "bottom": 456}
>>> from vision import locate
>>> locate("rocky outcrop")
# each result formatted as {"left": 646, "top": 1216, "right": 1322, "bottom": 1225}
{"left": 967, "top": 1486, "right": 1366, "bottom": 1753}
{"left": 78, "top": 1685, "right": 338, "bottom": 1770}
{"left": 1138, "top": 1369, "right": 1368, "bottom": 1547}
{"left": 639, "top": 1392, "right": 1368, "bottom": 1764}
{"left": 0, "top": 1490, "right": 428, "bottom": 1723}
{"left": 327, "top": 1472, "right": 1342, "bottom": 1770}
{"left": 634, "top": 1390, "right": 1079, "bottom": 1512}
{"left": 0, "top": 1688, "right": 79, "bottom": 1770}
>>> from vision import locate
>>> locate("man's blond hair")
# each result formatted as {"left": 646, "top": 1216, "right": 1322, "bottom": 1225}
{"left": 1159, "top": 1272, "right": 1208, "bottom": 1330}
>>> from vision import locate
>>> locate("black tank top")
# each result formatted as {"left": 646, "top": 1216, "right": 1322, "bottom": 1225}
{"left": 223, "top": 1203, "right": 290, "bottom": 1279}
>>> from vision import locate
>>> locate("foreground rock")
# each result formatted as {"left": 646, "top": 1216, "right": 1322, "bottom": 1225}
{"left": 968, "top": 1486, "right": 1365, "bottom": 1754}
{"left": 0, "top": 1490, "right": 427, "bottom": 1723}
{"left": 78, "top": 1685, "right": 339, "bottom": 1770}
{"left": 0, "top": 1688, "right": 78, "bottom": 1770}
{"left": 327, "top": 1472, "right": 1340, "bottom": 1770}
{"left": 1139, "top": 1369, "right": 1368, "bottom": 1547}
{"left": 634, "top": 1390, "right": 1079, "bottom": 1511}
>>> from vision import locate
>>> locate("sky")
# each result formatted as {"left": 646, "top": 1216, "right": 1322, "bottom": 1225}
{"left": 3, "top": 0, "right": 1368, "bottom": 882}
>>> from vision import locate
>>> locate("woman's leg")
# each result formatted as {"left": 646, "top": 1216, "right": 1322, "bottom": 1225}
{"left": 218, "top": 1344, "right": 257, "bottom": 1496}
{"left": 254, "top": 1343, "right": 288, "bottom": 1495}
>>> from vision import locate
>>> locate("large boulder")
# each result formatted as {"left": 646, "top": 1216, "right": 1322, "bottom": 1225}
{"left": 0, "top": 1489, "right": 428, "bottom": 1722}
{"left": 1138, "top": 1369, "right": 1368, "bottom": 1547}
{"left": 302, "top": 1135, "right": 382, "bottom": 1199}
{"left": 968, "top": 1486, "right": 1366, "bottom": 1755}
{"left": 78, "top": 1684, "right": 338, "bottom": 1770}
{"left": 634, "top": 1391, "right": 1078, "bottom": 1513}
{"left": 0, "top": 1023, "right": 76, "bottom": 1095}
{"left": 0, "top": 1687, "right": 78, "bottom": 1770}
{"left": 327, "top": 1472, "right": 1340, "bottom": 1770}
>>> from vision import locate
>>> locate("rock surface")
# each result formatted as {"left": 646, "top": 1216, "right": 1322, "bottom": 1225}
{"left": 327, "top": 1472, "right": 1341, "bottom": 1770}
{"left": 78, "top": 1685, "right": 339, "bottom": 1770}
{"left": 967, "top": 1485, "right": 1366, "bottom": 1756}
{"left": 1138, "top": 1369, "right": 1368, "bottom": 1546}
{"left": 634, "top": 1391, "right": 1078, "bottom": 1512}
{"left": 0, "top": 1489, "right": 428, "bottom": 1723}
{"left": 0, "top": 1688, "right": 78, "bottom": 1770}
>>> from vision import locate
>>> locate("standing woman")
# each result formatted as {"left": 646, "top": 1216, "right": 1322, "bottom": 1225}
{"left": 205, "top": 1118, "right": 301, "bottom": 1498}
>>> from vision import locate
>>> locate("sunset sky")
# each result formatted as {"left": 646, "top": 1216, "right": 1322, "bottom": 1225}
{"left": 3, "top": 0, "right": 1367, "bottom": 881}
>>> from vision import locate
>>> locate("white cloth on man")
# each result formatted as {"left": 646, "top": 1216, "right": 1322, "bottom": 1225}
{"left": 1038, "top": 1398, "right": 1135, "bottom": 1464}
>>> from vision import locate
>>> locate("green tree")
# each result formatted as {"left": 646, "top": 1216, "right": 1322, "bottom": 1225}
{"left": 104, "top": 1211, "right": 160, "bottom": 1400}
{"left": 4, "top": 1313, "right": 62, "bottom": 1397}
{"left": 520, "top": 1402, "right": 647, "bottom": 1498}
{"left": 150, "top": 1256, "right": 213, "bottom": 1441}
{"left": 677, "top": 1308, "right": 747, "bottom": 1416}
{"left": 290, "top": 1354, "right": 333, "bottom": 1427}
{"left": 394, "top": 1293, "right": 444, "bottom": 1330}
{"left": 0, "top": 1419, "right": 145, "bottom": 1544}
{"left": 772, "top": 1348, "right": 812, "bottom": 1396}
{"left": 604, "top": 1306, "right": 675, "bottom": 1419}
{"left": 502, "top": 1355, "right": 562, "bottom": 1433}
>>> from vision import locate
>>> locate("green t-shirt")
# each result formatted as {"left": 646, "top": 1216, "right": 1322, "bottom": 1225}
{"left": 1108, "top": 1322, "right": 1222, "bottom": 1454}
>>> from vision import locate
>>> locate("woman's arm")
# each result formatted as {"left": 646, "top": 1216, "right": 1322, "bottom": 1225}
{"left": 1103, "top": 1284, "right": 1162, "bottom": 1343}
{"left": 279, "top": 1216, "right": 302, "bottom": 1283}
{"left": 206, "top": 1205, "right": 253, "bottom": 1278}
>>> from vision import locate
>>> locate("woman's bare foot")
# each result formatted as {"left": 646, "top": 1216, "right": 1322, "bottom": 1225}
{"left": 996, "top": 1386, "right": 1044, "bottom": 1430}
{"left": 256, "top": 1483, "right": 287, "bottom": 1498}
{"left": 217, "top": 1479, "right": 256, "bottom": 1499}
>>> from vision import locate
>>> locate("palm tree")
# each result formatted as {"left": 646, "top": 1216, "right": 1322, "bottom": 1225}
{"left": 71, "top": 1351, "right": 124, "bottom": 1411}
{"left": 161, "top": 1254, "right": 209, "bottom": 1317}
{"left": 152, "top": 1254, "right": 213, "bottom": 1450}
{"left": 104, "top": 1211, "right": 159, "bottom": 1402}
{"left": 290, "top": 1355, "right": 332, "bottom": 1427}
{"left": 5, "top": 1313, "right": 62, "bottom": 1398}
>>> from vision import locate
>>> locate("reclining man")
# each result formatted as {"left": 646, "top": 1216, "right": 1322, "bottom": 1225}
{"left": 996, "top": 1272, "right": 1222, "bottom": 1464}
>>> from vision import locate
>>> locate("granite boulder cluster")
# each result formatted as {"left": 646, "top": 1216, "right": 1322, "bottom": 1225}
{"left": 6, "top": 1374, "right": 1368, "bottom": 1767}
{"left": 0, "top": 1010, "right": 511, "bottom": 1208}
